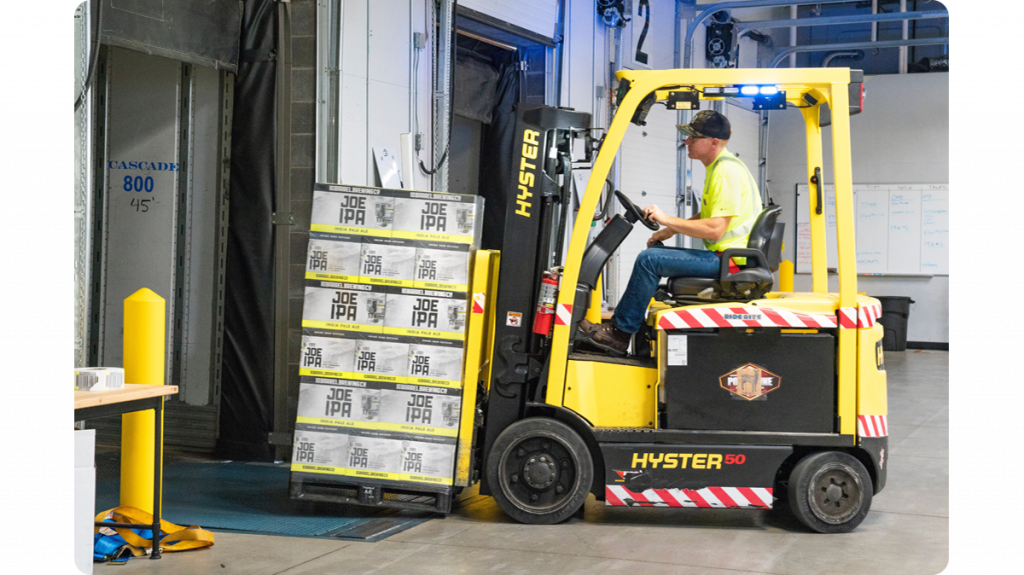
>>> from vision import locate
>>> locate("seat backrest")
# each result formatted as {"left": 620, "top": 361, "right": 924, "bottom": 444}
{"left": 745, "top": 205, "right": 783, "bottom": 255}
{"left": 768, "top": 221, "right": 785, "bottom": 272}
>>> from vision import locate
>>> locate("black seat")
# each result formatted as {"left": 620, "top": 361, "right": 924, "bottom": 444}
{"left": 667, "top": 205, "right": 784, "bottom": 301}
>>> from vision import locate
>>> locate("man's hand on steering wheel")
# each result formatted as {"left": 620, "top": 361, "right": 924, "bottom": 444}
{"left": 642, "top": 204, "right": 668, "bottom": 226}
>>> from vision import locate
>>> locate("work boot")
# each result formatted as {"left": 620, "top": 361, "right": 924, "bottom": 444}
{"left": 577, "top": 318, "right": 601, "bottom": 336}
{"left": 588, "top": 323, "right": 632, "bottom": 356}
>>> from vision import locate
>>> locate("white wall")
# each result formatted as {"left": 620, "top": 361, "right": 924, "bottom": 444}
{"left": 610, "top": 0, "right": 678, "bottom": 304}
{"left": 333, "top": 1, "right": 565, "bottom": 192}
{"left": 334, "top": 0, "right": 431, "bottom": 191}
{"left": 766, "top": 72, "right": 949, "bottom": 343}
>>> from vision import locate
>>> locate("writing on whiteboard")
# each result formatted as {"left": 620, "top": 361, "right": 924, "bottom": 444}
{"left": 797, "top": 183, "right": 947, "bottom": 275}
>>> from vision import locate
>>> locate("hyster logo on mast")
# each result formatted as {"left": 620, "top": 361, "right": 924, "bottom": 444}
{"left": 515, "top": 129, "right": 541, "bottom": 217}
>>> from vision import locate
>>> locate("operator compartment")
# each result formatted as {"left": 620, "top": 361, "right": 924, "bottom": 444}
{"left": 662, "top": 327, "right": 835, "bottom": 433}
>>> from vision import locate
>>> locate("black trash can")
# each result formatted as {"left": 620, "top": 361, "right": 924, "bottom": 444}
{"left": 874, "top": 296, "right": 914, "bottom": 352}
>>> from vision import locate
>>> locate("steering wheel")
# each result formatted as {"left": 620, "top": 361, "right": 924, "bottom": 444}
{"left": 614, "top": 190, "right": 660, "bottom": 231}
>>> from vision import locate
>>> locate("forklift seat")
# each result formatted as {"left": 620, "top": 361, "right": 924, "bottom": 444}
{"left": 666, "top": 205, "right": 784, "bottom": 301}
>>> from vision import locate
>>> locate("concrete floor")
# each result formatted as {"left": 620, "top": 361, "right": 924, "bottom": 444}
{"left": 96, "top": 350, "right": 948, "bottom": 575}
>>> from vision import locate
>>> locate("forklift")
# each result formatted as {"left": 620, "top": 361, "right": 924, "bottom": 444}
{"left": 300, "top": 68, "right": 888, "bottom": 534}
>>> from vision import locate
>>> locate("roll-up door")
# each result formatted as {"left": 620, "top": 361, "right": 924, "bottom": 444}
{"left": 458, "top": 0, "right": 559, "bottom": 41}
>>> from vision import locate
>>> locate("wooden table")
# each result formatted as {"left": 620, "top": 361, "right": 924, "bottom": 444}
{"left": 75, "top": 384, "right": 178, "bottom": 560}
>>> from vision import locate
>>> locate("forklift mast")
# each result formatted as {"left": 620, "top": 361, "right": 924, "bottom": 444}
{"left": 479, "top": 105, "right": 591, "bottom": 493}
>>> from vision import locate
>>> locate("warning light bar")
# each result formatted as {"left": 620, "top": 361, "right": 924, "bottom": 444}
{"left": 704, "top": 85, "right": 780, "bottom": 97}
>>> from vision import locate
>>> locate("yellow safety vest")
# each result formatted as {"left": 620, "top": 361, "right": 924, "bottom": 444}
{"left": 700, "top": 149, "right": 762, "bottom": 255}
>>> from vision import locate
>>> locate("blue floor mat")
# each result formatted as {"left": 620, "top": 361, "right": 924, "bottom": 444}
{"left": 95, "top": 458, "right": 432, "bottom": 540}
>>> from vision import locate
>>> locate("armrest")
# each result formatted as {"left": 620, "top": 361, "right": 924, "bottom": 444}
{"left": 718, "top": 248, "right": 767, "bottom": 280}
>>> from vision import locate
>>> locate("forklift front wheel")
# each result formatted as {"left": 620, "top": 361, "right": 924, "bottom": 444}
{"left": 487, "top": 418, "right": 594, "bottom": 525}
{"left": 787, "top": 451, "right": 873, "bottom": 534}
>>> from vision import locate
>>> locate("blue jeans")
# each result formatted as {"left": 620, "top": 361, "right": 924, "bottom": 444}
{"left": 612, "top": 247, "right": 721, "bottom": 333}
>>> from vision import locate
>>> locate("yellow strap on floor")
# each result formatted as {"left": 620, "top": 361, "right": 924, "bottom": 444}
{"left": 94, "top": 506, "right": 215, "bottom": 552}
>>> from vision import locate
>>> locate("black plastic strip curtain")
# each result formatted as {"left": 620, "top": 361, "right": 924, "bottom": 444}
{"left": 218, "top": 0, "right": 277, "bottom": 461}
{"left": 477, "top": 51, "right": 522, "bottom": 251}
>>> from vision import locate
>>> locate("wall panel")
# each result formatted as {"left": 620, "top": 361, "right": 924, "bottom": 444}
{"left": 100, "top": 48, "right": 181, "bottom": 370}
{"left": 613, "top": 0, "right": 676, "bottom": 305}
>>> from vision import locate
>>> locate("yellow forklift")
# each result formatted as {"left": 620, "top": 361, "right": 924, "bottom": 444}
{"left": 299, "top": 68, "right": 888, "bottom": 534}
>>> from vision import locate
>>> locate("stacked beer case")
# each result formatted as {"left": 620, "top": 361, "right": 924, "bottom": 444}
{"left": 291, "top": 183, "right": 482, "bottom": 492}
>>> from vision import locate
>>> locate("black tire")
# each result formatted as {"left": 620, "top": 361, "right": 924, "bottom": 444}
{"left": 486, "top": 418, "right": 594, "bottom": 525}
{"left": 787, "top": 451, "right": 873, "bottom": 534}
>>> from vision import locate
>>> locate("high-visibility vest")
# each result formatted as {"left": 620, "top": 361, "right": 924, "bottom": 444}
{"left": 701, "top": 150, "right": 762, "bottom": 254}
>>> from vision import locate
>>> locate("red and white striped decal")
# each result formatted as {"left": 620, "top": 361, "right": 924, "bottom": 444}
{"left": 840, "top": 303, "right": 883, "bottom": 329}
{"left": 858, "top": 303, "right": 882, "bottom": 328}
{"left": 472, "top": 293, "right": 485, "bottom": 314}
{"left": 858, "top": 415, "right": 888, "bottom": 437}
{"left": 554, "top": 304, "right": 573, "bottom": 326}
{"left": 657, "top": 306, "right": 837, "bottom": 330}
{"left": 605, "top": 485, "right": 773, "bottom": 509}
{"left": 838, "top": 307, "right": 858, "bottom": 329}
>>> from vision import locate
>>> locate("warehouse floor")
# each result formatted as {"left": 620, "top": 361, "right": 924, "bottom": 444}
{"left": 94, "top": 350, "right": 948, "bottom": 575}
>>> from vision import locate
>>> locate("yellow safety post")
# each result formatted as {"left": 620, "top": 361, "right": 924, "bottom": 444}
{"left": 586, "top": 274, "right": 603, "bottom": 324}
{"left": 779, "top": 260, "right": 794, "bottom": 292}
{"left": 121, "top": 288, "right": 165, "bottom": 513}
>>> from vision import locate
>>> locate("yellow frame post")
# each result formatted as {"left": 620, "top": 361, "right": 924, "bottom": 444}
{"left": 800, "top": 104, "right": 828, "bottom": 293}
{"left": 830, "top": 82, "right": 859, "bottom": 437}
{"left": 455, "top": 251, "right": 499, "bottom": 485}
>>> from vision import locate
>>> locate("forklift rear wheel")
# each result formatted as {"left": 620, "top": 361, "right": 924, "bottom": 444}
{"left": 787, "top": 451, "right": 873, "bottom": 534}
{"left": 487, "top": 418, "right": 593, "bottom": 525}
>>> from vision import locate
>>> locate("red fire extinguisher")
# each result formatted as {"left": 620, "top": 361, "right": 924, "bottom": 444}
{"left": 532, "top": 271, "right": 559, "bottom": 336}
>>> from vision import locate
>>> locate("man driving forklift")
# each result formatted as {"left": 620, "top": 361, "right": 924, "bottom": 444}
{"left": 581, "top": 109, "right": 763, "bottom": 355}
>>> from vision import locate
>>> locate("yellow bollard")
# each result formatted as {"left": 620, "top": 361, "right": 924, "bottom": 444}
{"left": 586, "top": 274, "right": 603, "bottom": 323}
{"left": 779, "top": 260, "right": 794, "bottom": 293}
{"left": 121, "top": 288, "right": 165, "bottom": 513}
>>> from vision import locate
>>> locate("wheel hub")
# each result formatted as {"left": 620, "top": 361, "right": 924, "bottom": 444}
{"left": 523, "top": 453, "right": 559, "bottom": 489}
{"left": 810, "top": 465, "right": 862, "bottom": 524}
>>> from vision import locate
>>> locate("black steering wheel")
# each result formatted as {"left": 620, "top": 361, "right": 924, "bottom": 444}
{"left": 614, "top": 190, "right": 660, "bottom": 231}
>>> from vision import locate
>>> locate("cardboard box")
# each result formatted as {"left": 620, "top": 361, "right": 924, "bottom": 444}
{"left": 344, "top": 431, "right": 403, "bottom": 479}
{"left": 305, "top": 232, "right": 362, "bottom": 282}
{"left": 310, "top": 184, "right": 394, "bottom": 237}
{"left": 302, "top": 280, "right": 388, "bottom": 333}
{"left": 378, "top": 383, "right": 463, "bottom": 437}
{"left": 407, "top": 338, "right": 465, "bottom": 386}
{"left": 384, "top": 287, "right": 467, "bottom": 340}
{"left": 299, "top": 329, "right": 358, "bottom": 378}
{"left": 398, "top": 436, "right": 457, "bottom": 484}
{"left": 359, "top": 236, "right": 417, "bottom": 287}
{"left": 291, "top": 427, "right": 351, "bottom": 473}
{"left": 75, "top": 429, "right": 95, "bottom": 575}
{"left": 295, "top": 378, "right": 382, "bottom": 426}
{"left": 391, "top": 190, "right": 483, "bottom": 245}
{"left": 351, "top": 336, "right": 411, "bottom": 383}
{"left": 413, "top": 241, "right": 471, "bottom": 291}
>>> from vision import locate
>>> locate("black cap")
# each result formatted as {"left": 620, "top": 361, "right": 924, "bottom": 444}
{"left": 676, "top": 110, "right": 731, "bottom": 140}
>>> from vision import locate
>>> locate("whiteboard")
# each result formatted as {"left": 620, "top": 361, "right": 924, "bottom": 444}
{"left": 796, "top": 183, "right": 948, "bottom": 275}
